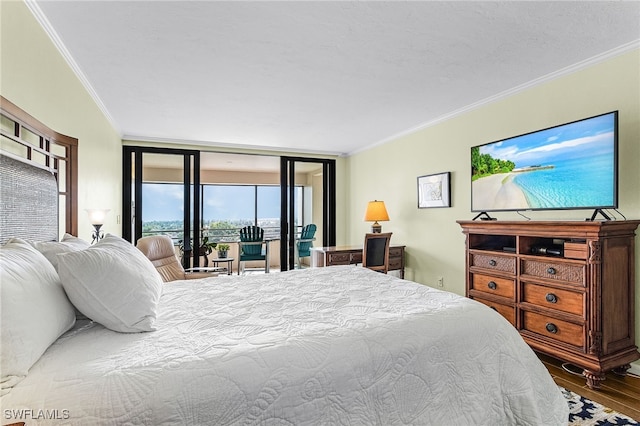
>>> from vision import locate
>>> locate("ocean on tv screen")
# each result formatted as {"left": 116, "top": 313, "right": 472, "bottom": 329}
{"left": 514, "top": 155, "right": 614, "bottom": 209}
{"left": 471, "top": 111, "right": 616, "bottom": 212}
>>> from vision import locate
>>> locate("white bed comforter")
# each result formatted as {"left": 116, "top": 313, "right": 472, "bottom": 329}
{"left": 2, "top": 266, "right": 568, "bottom": 425}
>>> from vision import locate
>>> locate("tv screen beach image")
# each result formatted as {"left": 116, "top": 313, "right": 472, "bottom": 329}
{"left": 471, "top": 113, "right": 616, "bottom": 212}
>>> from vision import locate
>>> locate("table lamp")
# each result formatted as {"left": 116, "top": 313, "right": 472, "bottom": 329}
{"left": 364, "top": 200, "right": 389, "bottom": 233}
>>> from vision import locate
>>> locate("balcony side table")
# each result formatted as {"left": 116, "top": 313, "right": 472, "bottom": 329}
{"left": 209, "top": 257, "right": 234, "bottom": 275}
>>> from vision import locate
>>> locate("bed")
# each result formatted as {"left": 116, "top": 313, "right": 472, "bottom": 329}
{"left": 0, "top": 152, "right": 569, "bottom": 425}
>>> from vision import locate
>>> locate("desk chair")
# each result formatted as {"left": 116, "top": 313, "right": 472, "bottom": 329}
{"left": 363, "top": 232, "right": 392, "bottom": 273}
{"left": 296, "top": 224, "right": 317, "bottom": 268}
{"left": 238, "top": 226, "right": 269, "bottom": 274}
{"left": 136, "top": 235, "right": 218, "bottom": 282}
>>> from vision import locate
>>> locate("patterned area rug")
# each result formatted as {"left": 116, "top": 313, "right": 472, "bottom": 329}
{"left": 562, "top": 387, "right": 639, "bottom": 425}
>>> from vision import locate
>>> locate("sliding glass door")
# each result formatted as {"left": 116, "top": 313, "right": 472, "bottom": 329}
{"left": 280, "top": 157, "right": 336, "bottom": 271}
{"left": 122, "top": 146, "right": 202, "bottom": 269}
{"left": 123, "top": 148, "right": 335, "bottom": 273}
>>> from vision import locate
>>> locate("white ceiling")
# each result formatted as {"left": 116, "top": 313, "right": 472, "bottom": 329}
{"left": 31, "top": 1, "right": 640, "bottom": 156}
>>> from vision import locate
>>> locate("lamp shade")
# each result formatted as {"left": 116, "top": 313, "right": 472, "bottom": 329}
{"left": 364, "top": 201, "right": 389, "bottom": 222}
{"left": 86, "top": 209, "right": 110, "bottom": 225}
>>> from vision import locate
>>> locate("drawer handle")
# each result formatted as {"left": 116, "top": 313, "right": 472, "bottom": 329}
{"left": 487, "top": 281, "right": 497, "bottom": 290}
{"left": 489, "top": 259, "right": 497, "bottom": 267}
{"left": 545, "top": 323, "right": 558, "bottom": 334}
{"left": 545, "top": 293, "right": 558, "bottom": 304}
{"left": 547, "top": 267, "right": 557, "bottom": 275}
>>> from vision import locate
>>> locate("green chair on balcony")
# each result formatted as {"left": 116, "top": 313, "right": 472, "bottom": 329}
{"left": 238, "top": 225, "right": 269, "bottom": 274}
{"left": 296, "top": 224, "right": 317, "bottom": 268}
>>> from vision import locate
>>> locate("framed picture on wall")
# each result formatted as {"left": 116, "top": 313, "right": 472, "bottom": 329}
{"left": 417, "top": 171, "right": 451, "bottom": 208}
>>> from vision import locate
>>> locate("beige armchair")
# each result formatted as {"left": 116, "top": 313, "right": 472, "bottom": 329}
{"left": 136, "top": 235, "right": 217, "bottom": 282}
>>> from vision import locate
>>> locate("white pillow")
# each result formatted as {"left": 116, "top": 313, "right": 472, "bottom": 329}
{"left": 30, "top": 234, "right": 92, "bottom": 320}
{"left": 30, "top": 233, "right": 90, "bottom": 271}
{"left": 57, "top": 234, "right": 163, "bottom": 333}
{"left": 0, "top": 238, "right": 76, "bottom": 395}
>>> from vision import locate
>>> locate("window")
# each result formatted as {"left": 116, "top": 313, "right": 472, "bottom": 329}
{"left": 141, "top": 183, "right": 303, "bottom": 242}
{"left": 257, "top": 185, "right": 283, "bottom": 239}
{"left": 202, "top": 185, "right": 254, "bottom": 241}
{"left": 140, "top": 182, "right": 185, "bottom": 240}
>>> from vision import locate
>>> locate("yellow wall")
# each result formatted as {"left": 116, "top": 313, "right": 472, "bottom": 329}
{"left": 1, "top": 1, "right": 122, "bottom": 241}
{"left": 346, "top": 49, "right": 640, "bottom": 372}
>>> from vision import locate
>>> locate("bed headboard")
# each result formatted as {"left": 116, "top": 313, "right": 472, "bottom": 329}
{"left": 0, "top": 153, "right": 58, "bottom": 244}
{"left": 1, "top": 96, "right": 78, "bottom": 241}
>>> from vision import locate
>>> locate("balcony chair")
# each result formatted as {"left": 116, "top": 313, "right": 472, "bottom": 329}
{"left": 296, "top": 224, "right": 317, "bottom": 268}
{"left": 238, "top": 226, "right": 269, "bottom": 274}
{"left": 362, "top": 232, "right": 392, "bottom": 274}
{"left": 136, "top": 235, "right": 218, "bottom": 282}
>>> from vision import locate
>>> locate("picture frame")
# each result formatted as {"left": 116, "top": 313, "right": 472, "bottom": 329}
{"left": 417, "top": 171, "right": 451, "bottom": 208}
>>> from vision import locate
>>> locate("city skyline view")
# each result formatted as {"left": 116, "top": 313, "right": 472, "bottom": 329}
{"left": 141, "top": 183, "right": 283, "bottom": 222}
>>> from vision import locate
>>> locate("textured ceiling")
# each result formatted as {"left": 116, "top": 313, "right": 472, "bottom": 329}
{"left": 31, "top": 1, "right": 640, "bottom": 156}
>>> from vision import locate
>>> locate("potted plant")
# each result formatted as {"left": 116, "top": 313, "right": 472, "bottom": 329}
{"left": 199, "top": 236, "right": 218, "bottom": 256}
{"left": 216, "top": 243, "right": 230, "bottom": 258}
{"left": 178, "top": 237, "right": 218, "bottom": 260}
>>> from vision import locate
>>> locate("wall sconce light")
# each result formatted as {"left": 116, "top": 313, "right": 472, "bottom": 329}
{"left": 86, "top": 209, "right": 110, "bottom": 244}
{"left": 364, "top": 200, "right": 389, "bottom": 233}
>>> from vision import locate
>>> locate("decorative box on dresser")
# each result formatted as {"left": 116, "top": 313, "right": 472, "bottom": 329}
{"left": 457, "top": 220, "right": 640, "bottom": 389}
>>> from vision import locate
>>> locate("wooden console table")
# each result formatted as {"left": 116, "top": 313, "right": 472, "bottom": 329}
{"left": 311, "top": 245, "right": 405, "bottom": 278}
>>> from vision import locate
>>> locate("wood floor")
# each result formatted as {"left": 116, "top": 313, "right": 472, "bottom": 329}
{"left": 539, "top": 353, "right": 640, "bottom": 421}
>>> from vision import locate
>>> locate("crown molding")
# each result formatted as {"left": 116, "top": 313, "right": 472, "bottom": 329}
{"left": 351, "top": 40, "right": 640, "bottom": 156}
{"left": 25, "top": 0, "right": 121, "bottom": 136}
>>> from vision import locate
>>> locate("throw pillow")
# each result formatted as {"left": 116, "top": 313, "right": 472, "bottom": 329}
{"left": 57, "top": 234, "right": 163, "bottom": 333}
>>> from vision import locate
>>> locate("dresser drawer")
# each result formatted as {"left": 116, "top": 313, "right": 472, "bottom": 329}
{"left": 351, "top": 252, "right": 362, "bottom": 264}
{"left": 522, "top": 311, "right": 584, "bottom": 348}
{"left": 471, "top": 273, "right": 515, "bottom": 300}
{"left": 521, "top": 259, "right": 584, "bottom": 285}
{"left": 327, "top": 252, "right": 352, "bottom": 265}
{"left": 470, "top": 253, "right": 515, "bottom": 274}
{"left": 522, "top": 283, "right": 584, "bottom": 316}
{"left": 389, "top": 247, "right": 403, "bottom": 258}
{"left": 473, "top": 297, "right": 516, "bottom": 326}
{"left": 388, "top": 258, "right": 402, "bottom": 270}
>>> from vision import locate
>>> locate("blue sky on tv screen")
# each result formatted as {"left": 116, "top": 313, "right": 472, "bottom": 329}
{"left": 479, "top": 113, "right": 615, "bottom": 168}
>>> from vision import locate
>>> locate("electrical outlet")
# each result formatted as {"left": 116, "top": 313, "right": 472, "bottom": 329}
{"left": 437, "top": 276, "right": 444, "bottom": 287}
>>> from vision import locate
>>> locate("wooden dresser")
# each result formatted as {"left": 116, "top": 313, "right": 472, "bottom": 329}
{"left": 311, "top": 245, "right": 405, "bottom": 278}
{"left": 458, "top": 220, "right": 640, "bottom": 389}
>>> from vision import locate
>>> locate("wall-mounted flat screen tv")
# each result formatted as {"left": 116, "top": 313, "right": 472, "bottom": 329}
{"left": 471, "top": 111, "right": 618, "bottom": 213}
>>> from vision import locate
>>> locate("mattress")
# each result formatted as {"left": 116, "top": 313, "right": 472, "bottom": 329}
{"left": 2, "top": 265, "right": 568, "bottom": 425}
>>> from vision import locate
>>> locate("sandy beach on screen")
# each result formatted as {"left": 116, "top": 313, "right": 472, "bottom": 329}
{"left": 472, "top": 173, "right": 530, "bottom": 210}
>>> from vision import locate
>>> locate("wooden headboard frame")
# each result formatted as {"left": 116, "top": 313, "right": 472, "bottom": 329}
{"left": 0, "top": 96, "right": 78, "bottom": 242}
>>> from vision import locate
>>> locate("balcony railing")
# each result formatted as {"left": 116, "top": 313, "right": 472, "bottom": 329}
{"left": 140, "top": 225, "right": 301, "bottom": 243}
{"left": 141, "top": 224, "right": 313, "bottom": 273}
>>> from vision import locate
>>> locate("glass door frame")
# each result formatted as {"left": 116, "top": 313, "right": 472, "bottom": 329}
{"left": 122, "top": 146, "right": 202, "bottom": 269}
{"left": 279, "top": 156, "right": 336, "bottom": 271}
